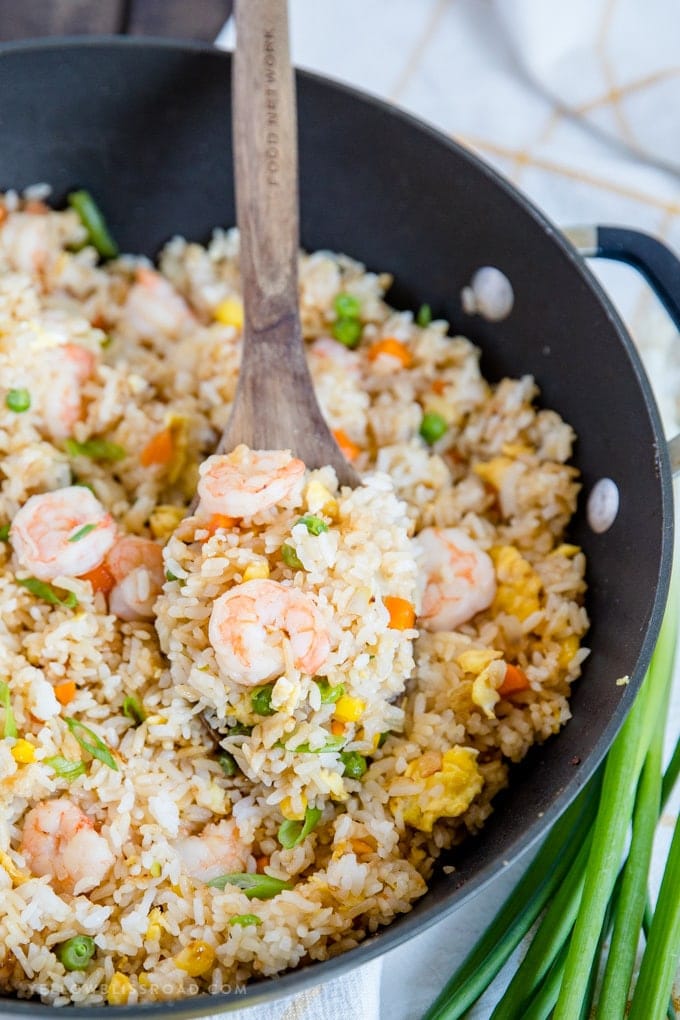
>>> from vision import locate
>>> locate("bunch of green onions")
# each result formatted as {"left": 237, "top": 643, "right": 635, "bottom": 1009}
{"left": 424, "top": 568, "right": 680, "bottom": 1020}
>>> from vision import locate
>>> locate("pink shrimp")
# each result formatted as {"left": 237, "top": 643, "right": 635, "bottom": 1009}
{"left": 175, "top": 819, "right": 250, "bottom": 883}
{"left": 209, "top": 579, "right": 331, "bottom": 686}
{"left": 197, "top": 446, "right": 305, "bottom": 518}
{"left": 105, "top": 535, "right": 164, "bottom": 621}
{"left": 40, "top": 344, "right": 96, "bottom": 441}
{"left": 416, "top": 527, "right": 496, "bottom": 631}
{"left": 122, "top": 266, "right": 196, "bottom": 339}
{"left": 20, "top": 798, "right": 115, "bottom": 895}
{"left": 10, "top": 486, "right": 117, "bottom": 582}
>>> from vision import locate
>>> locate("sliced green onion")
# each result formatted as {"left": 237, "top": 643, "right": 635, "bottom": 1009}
{"left": 280, "top": 543, "right": 303, "bottom": 570}
{"left": 377, "top": 731, "right": 390, "bottom": 748}
{"left": 207, "top": 872, "right": 293, "bottom": 899}
{"left": 251, "top": 684, "right": 276, "bottom": 716}
{"left": 332, "top": 317, "right": 362, "bottom": 349}
{"left": 417, "top": 303, "right": 432, "bottom": 327}
{"left": 56, "top": 934, "right": 95, "bottom": 971}
{"left": 278, "top": 806, "right": 323, "bottom": 850}
{"left": 17, "top": 576, "right": 78, "bottom": 609}
{"left": 64, "top": 717, "right": 118, "bottom": 771}
{"left": 218, "top": 752, "right": 239, "bottom": 777}
{"left": 316, "top": 678, "right": 345, "bottom": 704}
{"left": 421, "top": 778, "right": 601, "bottom": 1019}
{"left": 122, "top": 695, "right": 146, "bottom": 726}
{"left": 0, "top": 523, "right": 10, "bottom": 542}
{"left": 65, "top": 437, "right": 126, "bottom": 462}
{"left": 68, "top": 522, "right": 97, "bottom": 543}
{"left": 333, "top": 292, "right": 361, "bottom": 319}
{"left": 290, "top": 735, "right": 346, "bottom": 754}
{"left": 44, "top": 755, "right": 87, "bottom": 781}
{"left": 229, "top": 913, "right": 262, "bottom": 927}
{"left": 297, "top": 515, "right": 329, "bottom": 536}
{"left": 227, "top": 722, "right": 253, "bottom": 737}
{"left": 339, "top": 751, "right": 368, "bottom": 779}
{"left": 5, "top": 388, "right": 30, "bottom": 412}
{"left": 67, "top": 190, "right": 119, "bottom": 259}
{"left": 165, "top": 570, "right": 179, "bottom": 582}
{"left": 0, "top": 681, "right": 17, "bottom": 739}
{"left": 420, "top": 411, "right": 448, "bottom": 445}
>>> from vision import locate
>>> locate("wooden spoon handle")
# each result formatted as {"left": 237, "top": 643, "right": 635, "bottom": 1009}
{"left": 220, "top": 0, "right": 359, "bottom": 486}
{"left": 233, "top": 0, "right": 298, "bottom": 332}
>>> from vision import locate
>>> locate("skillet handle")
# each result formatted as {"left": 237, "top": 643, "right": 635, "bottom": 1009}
{"left": 564, "top": 224, "right": 680, "bottom": 475}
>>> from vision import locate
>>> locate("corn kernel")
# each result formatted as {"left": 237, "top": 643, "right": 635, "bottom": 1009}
{"left": 214, "top": 297, "right": 244, "bottom": 329}
{"left": 280, "top": 794, "right": 307, "bottom": 821}
{"left": 149, "top": 862, "right": 162, "bottom": 878}
{"left": 149, "top": 505, "right": 184, "bottom": 541}
{"left": 138, "top": 974, "right": 151, "bottom": 988}
{"left": 333, "top": 695, "right": 365, "bottom": 724}
{"left": 145, "top": 908, "right": 164, "bottom": 941}
{"left": 0, "top": 849, "right": 28, "bottom": 885}
{"left": 11, "top": 739, "right": 35, "bottom": 764}
{"left": 107, "top": 972, "right": 133, "bottom": 1006}
{"left": 173, "top": 940, "right": 215, "bottom": 977}
{"left": 243, "top": 561, "right": 270, "bottom": 582}
{"left": 456, "top": 648, "right": 502, "bottom": 675}
{"left": 305, "top": 480, "right": 333, "bottom": 513}
{"left": 558, "top": 634, "right": 580, "bottom": 669}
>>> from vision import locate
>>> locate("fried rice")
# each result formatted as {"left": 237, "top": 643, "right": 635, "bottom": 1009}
{"left": 0, "top": 187, "right": 588, "bottom": 1005}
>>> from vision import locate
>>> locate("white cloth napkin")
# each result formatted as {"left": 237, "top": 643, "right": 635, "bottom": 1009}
{"left": 215, "top": 4, "right": 680, "bottom": 1017}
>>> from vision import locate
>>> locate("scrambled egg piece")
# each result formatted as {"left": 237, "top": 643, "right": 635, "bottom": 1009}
{"left": 473, "top": 456, "right": 514, "bottom": 490}
{"left": 149, "top": 504, "right": 184, "bottom": 540}
{"left": 489, "top": 545, "right": 542, "bottom": 622}
{"left": 457, "top": 648, "right": 506, "bottom": 718}
{"left": 393, "top": 747, "right": 483, "bottom": 832}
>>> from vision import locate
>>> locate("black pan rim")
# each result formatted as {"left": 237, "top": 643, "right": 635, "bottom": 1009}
{"left": 0, "top": 35, "right": 674, "bottom": 1016}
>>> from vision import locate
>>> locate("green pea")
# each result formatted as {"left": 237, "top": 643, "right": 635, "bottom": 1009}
{"left": 281, "top": 543, "right": 303, "bottom": 570}
{"left": 419, "top": 411, "right": 448, "bottom": 445}
{"left": 339, "top": 751, "right": 368, "bottom": 779}
{"left": 218, "top": 752, "right": 239, "bottom": 777}
{"left": 251, "top": 684, "right": 276, "bottom": 716}
{"left": 5, "top": 388, "right": 31, "bottom": 413}
{"left": 56, "top": 935, "right": 95, "bottom": 971}
{"left": 333, "top": 292, "right": 361, "bottom": 319}
{"left": 332, "top": 318, "right": 362, "bottom": 349}
{"left": 228, "top": 722, "right": 253, "bottom": 737}
{"left": 0, "top": 523, "right": 10, "bottom": 542}
{"left": 229, "top": 913, "right": 262, "bottom": 927}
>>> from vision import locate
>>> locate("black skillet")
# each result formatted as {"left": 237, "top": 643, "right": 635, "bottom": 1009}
{"left": 0, "top": 38, "right": 676, "bottom": 1017}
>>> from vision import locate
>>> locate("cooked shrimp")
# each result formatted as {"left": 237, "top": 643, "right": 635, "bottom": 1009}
{"left": 1, "top": 211, "right": 52, "bottom": 276}
{"left": 416, "top": 527, "right": 496, "bottom": 631}
{"left": 105, "top": 535, "right": 164, "bottom": 621}
{"left": 175, "top": 819, "right": 250, "bottom": 883}
{"left": 41, "top": 343, "right": 96, "bottom": 440}
{"left": 10, "top": 486, "right": 117, "bottom": 582}
{"left": 209, "top": 578, "right": 331, "bottom": 686}
{"left": 20, "top": 798, "right": 115, "bottom": 895}
{"left": 122, "top": 266, "right": 196, "bottom": 339}
{"left": 198, "top": 446, "right": 305, "bottom": 518}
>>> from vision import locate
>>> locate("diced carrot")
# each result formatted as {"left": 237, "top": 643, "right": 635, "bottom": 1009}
{"left": 140, "top": 429, "right": 174, "bottom": 468}
{"left": 24, "top": 199, "right": 48, "bottom": 214}
{"left": 255, "top": 855, "right": 270, "bottom": 873}
{"left": 203, "top": 513, "right": 238, "bottom": 538}
{"left": 91, "top": 312, "right": 108, "bottom": 330}
{"left": 383, "top": 596, "right": 416, "bottom": 630}
{"left": 331, "top": 719, "right": 346, "bottom": 737}
{"left": 0, "top": 206, "right": 7, "bottom": 225}
{"left": 79, "top": 562, "right": 115, "bottom": 594}
{"left": 332, "top": 428, "right": 361, "bottom": 462}
{"left": 135, "top": 266, "right": 157, "bottom": 286}
{"left": 54, "top": 681, "right": 76, "bottom": 706}
{"left": 432, "top": 379, "right": 447, "bottom": 395}
{"left": 499, "top": 663, "right": 531, "bottom": 697}
{"left": 367, "top": 338, "right": 412, "bottom": 368}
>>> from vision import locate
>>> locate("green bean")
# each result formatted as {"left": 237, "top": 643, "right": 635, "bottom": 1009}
{"left": 67, "top": 190, "right": 118, "bottom": 259}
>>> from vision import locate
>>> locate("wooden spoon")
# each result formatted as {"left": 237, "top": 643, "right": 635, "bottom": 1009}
{"left": 219, "top": 0, "right": 359, "bottom": 488}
